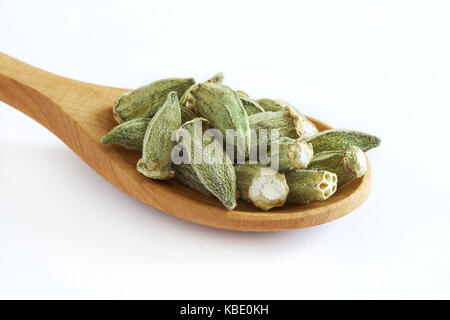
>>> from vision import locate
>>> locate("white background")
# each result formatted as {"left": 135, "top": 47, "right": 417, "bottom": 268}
{"left": 1, "top": 0, "right": 449, "bottom": 299}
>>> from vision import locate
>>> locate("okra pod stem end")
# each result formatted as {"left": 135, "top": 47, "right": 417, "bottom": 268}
{"left": 137, "top": 159, "right": 175, "bottom": 180}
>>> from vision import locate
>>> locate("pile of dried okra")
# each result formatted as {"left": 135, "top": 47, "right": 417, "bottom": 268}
{"left": 101, "top": 73, "right": 380, "bottom": 211}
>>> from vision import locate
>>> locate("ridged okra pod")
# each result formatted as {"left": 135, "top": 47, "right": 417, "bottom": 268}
{"left": 270, "top": 137, "right": 314, "bottom": 171}
{"left": 190, "top": 82, "right": 251, "bottom": 156}
{"left": 248, "top": 107, "right": 303, "bottom": 143}
{"left": 305, "top": 129, "right": 381, "bottom": 153}
{"left": 180, "top": 73, "right": 224, "bottom": 108}
{"left": 237, "top": 93, "right": 265, "bottom": 115}
{"left": 101, "top": 118, "right": 150, "bottom": 150}
{"left": 181, "top": 107, "right": 199, "bottom": 124}
{"left": 235, "top": 163, "right": 289, "bottom": 211}
{"left": 285, "top": 169, "right": 337, "bottom": 204}
{"left": 256, "top": 98, "right": 318, "bottom": 139}
{"left": 256, "top": 98, "right": 289, "bottom": 112}
{"left": 113, "top": 77, "right": 194, "bottom": 123}
{"left": 174, "top": 164, "right": 214, "bottom": 197}
{"left": 308, "top": 146, "right": 367, "bottom": 187}
{"left": 173, "top": 118, "right": 237, "bottom": 210}
{"left": 136, "top": 92, "right": 181, "bottom": 180}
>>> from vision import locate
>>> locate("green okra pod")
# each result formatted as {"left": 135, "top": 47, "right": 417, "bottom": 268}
{"left": 174, "top": 163, "right": 214, "bottom": 197}
{"left": 308, "top": 146, "right": 367, "bottom": 187}
{"left": 101, "top": 118, "right": 150, "bottom": 150}
{"left": 190, "top": 82, "right": 251, "bottom": 156}
{"left": 173, "top": 118, "right": 237, "bottom": 210}
{"left": 136, "top": 92, "right": 181, "bottom": 180}
{"left": 256, "top": 98, "right": 318, "bottom": 139}
{"left": 206, "top": 72, "right": 224, "bottom": 84}
{"left": 181, "top": 107, "right": 199, "bottom": 124}
{"left": 270, "top": 137, "right": 314, "bottom": 171}
{"left": 305, "top": 129, "right": 381, "bottom": 153}
{"left": 235, "top": 163, "right": 289, "bottom": 211}
{"left": 285, "top": 169, "right": 338, "bottom": 204}
{"left": 101, "top": 108, "right": 196, "bottom": 151}
{"left": 256, "top": 98, "right": 288, "bottom": 112}
{"left": 237, "top": 93, "right": 265, "bottom": 115}
{"left": 113, "top": 77, "right": 194, "bottom": 123}
{"left": 180, "top": 73, "right": 224, "bottom": 108}
{"left": 248, "top": 107, "right": 303, "bottom": 144}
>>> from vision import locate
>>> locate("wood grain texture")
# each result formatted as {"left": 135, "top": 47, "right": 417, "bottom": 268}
{"left": 0, "top": 52, "right": 372, "bottom": 231}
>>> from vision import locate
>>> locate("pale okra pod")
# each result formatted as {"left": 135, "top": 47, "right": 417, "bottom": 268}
{"left": 190, "top": 82, "right": 251, "bottom": 156}
{"left": 136, "top": 92, "right": 181, "bottom": 180}
{"left": 248, "top": 107, "right": 303, "bottom": 143}
{"left": 270, "top": 137, "right": 314, "bottom": 171}
{"left": 285, "top": 169, "right": 337, "bottom": 204}
{"left": 305, "top": 129, "right": 381, "bottom": 153}
{"left": 174, "top": 164, "right": 214, "bottom": 197}
{"left": 180, "top": 107, "right": 199, "bottom": 124}
{"left": 101, "top": 118, "right": 150, "bottom": 150}
{"left": 237, "top": 93, "right": 265, "bottom": 115}
{"left": 173, "top": 118, "right": 237, "bottom": 210}
{"left": 113, "top": 77, "right": 194, "bottom": 123}
{"left": 180, "top": 73, "right": 224, "bottom": 108}
{"left": 101, "top": 108, "right": 194, "bottom": 151}
{"left": 255, "top": 98, "right": 318, "bottom": 139}
{"left": 235, "top": 163, "right": 289, "bottom": 211}
{"left": 308, "top": 146, "right": 367, "bottom": 187}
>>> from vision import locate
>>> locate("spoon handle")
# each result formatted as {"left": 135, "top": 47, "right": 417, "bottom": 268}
{"left": 0, "top": 52, "right": 125, "bottom": 136}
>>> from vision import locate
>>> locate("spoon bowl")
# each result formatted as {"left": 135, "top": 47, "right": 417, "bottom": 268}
{"left": 0, "top": 53, "right": 371, "bottom": 231}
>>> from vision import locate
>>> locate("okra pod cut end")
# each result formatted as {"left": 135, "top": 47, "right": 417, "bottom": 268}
{"left": 248, "top": 168, "right": 289, "bottom": 211}
{"left": 137, "top": 159, "right": 175, "bottom": 180}
{"left": 287, "top": 139, "right": 314, "bottom": 169}
{"left": 236, "top": 164, "right": 289, "bottom": 211}
{"left": 285, "top": 170, "right": 338, "bottom": 204}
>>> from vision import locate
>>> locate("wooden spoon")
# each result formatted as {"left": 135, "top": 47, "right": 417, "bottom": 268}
{"left": 0, "top": 53, "right": 372, "bottom": 231}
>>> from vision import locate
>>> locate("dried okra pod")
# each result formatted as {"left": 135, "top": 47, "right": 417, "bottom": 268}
{"left": 136, "top": 92, "right": 181, "bottom": 180}
{"left": 299, "top": 114, "right": 319, "bottom": 139}
{"left": 308, "top": 146, "right": 367, "bottom": 187}
{"left": 237, "top": 93, "right": 265, "bottom": 115}
{"left": 180, "top": 73, "right": 224, "bottom": 108}
{"left": 256, "top": 98, "right": 318, "bottom": 139}
{"left": 285, "top": 169, "right": 337, "bottom": 204}
{"left": 305, "top": 129, "right": 381, "bottom": 153}
{"left": 113, "top": 77, "right": 194, "bottom": 123}
{"left": 190, "top": 82, "right": 251, "bottom": 156}
{"left": 174, "top": 164, "right": 214, "bottom": 197}
{"left": 248, "top": 107, "right": 303, "bottom": 142}
{"left": 181, "top": 107, "right": 199, "bottom": 124}
{"left": 256, "top": 98, "right": 289, "bottom": 112}
{"left": 235, "top": 163, "right": 289, "bottom": 211}
{"left": 101, "top": 118, "right": 150, "bottom": 150}
{"left": 236, "top": 90, "right": 249, "bottom": 97}
{"left": 270, "top": 137, "right": 314, "bottom": 171}
{"left": 174, "top": 118, "right": 237, "bottom": 210}
{"left": 206, "top": 72, "right": 224, "bottom": 84}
